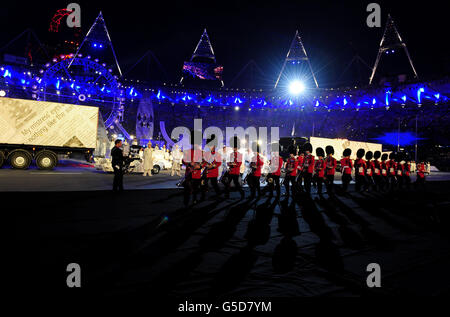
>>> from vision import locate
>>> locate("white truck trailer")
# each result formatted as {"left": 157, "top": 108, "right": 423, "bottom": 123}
{"left": 0, "top": 97, "right": 99, "bottom": 170}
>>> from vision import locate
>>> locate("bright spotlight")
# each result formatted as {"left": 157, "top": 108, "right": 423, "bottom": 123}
{"left": 0, "top": 90, "right": 6, "bottom": 97}
{"left": 289, "top": 80, "right": 305, "bottom": 95}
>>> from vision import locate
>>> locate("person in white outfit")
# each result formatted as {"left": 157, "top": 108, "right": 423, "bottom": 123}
{"left": 143, "top": 141, "right": 154, "bottom": 176}
{"left": 171, "top": 145, "right": 183, "bottom": 176}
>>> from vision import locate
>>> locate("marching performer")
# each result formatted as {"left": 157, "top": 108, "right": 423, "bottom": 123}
{"left": 387, "top": 152, "right": 397, "bottom": 190}
{"left": 396, "top": 153, "right": 405, "bottom": 189}
{"left": 373, "top": 151, "right": 382, "bottom": 191}
{"left": 284, "top": 146, "right": 298, "bottom": 197}
{"left": 354, "top": 148, "right": 366, "bottom": 192}
{"left": 248, "top": 143, "right": 264, "bottom": 199}
{"left": 201, "top": 141, "right": 222, "bottom": 200}
{"left": 225, "top": 138, "right": 245, "bottom": 199}
{"left": 380, "top": 153, "right": 389, "bottom": 191}
{"left": 182, "top": 143, "right": 203, "bottom": 206}
{"left": 314, "top": 147, "right": 326, "bottom": 195}
{"left": 170, "top": 144, "right": 183, "bottom": 177}
{"left": 143, "top": 141, "right": 154, "bottom": 177}
{"left": 340, "top": 148, "right": 353, "bottom": 193}
{"left": 365, "top": 151, "right": 375, "bottom": 191}
{"left": 302, "top": 143, "right": 315, "bottom": 194}
{"left": 266, "top": 145, "right": 283, "bottom": 198}
{"left": 325, "top": 145, "right": 337, "bottom": 194}
{"left": 403, "top": 156, "right": 412, "bottom": 189}
{"left": 296, "top": 151, "right": 305, "bottom": 191}
{"left": 415, "top": 159, "right": 427, "bottom": 189}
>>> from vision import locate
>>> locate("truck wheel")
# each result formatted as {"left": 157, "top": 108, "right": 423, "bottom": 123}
{"left": 9, "top": 150, "right": 32, "bottom": 169}
{"left": 36, "top": 151, "right": 58, "bottom": 170}
{"left": 152, "top": 165, "right": 160, "bottom": 175}
{"left": 0, "top": 151, "right": 5, "bottom": 168}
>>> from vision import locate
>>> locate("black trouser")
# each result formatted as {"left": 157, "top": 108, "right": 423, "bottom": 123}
{"left": 183, "top": 178, "right": 201, "bottom": 205}
{"left": 388, "top": 175, "right": 397, "bottom": 190}
{"left": 325, "top": 174, "right": 334, "bottom": 194}
{"left": 342, "top": 173, "right": 352, "bottom": 192}
{"left": 284, "top": 175, "right": 297, "bottom": 197}
{"left": 403, "top": 175, "right": 411, "bottom": 189}
{"left": 303, "top": 172, "right": 313, "bottom": 193}
{"left": 314, "top": 174, "right": 324, "bottom": 194}
{"left": 296, "top": 172, "right": 304, "bottom": 191}
{"left": 365, "top": 175, "right": 374, "bottom": 191}
{"left": 397, "top": 174, "right": 404, "bottom": 189}
{"left": 113, "top": 166, "right": 124, "bottom": 191}
{"left": 267, "top": 175, "right": 281, "bottom": 197}
{"left": 202, "top": 177, "right": 221, "bottom": 199}
{"left": 415, "top": 176, "right": 425, "bottom": 190}
{"left": 355, "top": 174, "right": 366, "bottom": 192}
{"left": 380, "top": 175, "right": 388, "bottom": 191}
{"left": 225, "top": 174, "right": 244, "bottom": 197}
{"left": 249, "top": 175, "right": 261, "bottom": 198}
{"left": 373, "top": 175, "right": 382, "bottom": 191}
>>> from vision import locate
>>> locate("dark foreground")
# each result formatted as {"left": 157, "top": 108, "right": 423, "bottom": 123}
{"left": 11, "top": 182, "right": 450, "bottom": 306}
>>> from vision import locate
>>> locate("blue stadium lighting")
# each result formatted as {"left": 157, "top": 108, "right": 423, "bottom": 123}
{"left": 417, "top": 87, "right": 425, "bottom": 103}
{"left": 375, "top": 132, "right": 422, "bottom": 146}
{"left": 372, "top": 98, "right": 376, "bottom": 105}
{"left": 234, "top": 106, "right": 240, "bottom": 111}
{"left": 402, "top": 95, "right": 407, "bottom": 103}
{"left": 289, "top": 80, "right": 305, "bottom": 95}
{"left": 55, "top": 80, "right": 60, "bottom": 90}
{"left": 434, "top": 93, "right": 440, "bottom": 100}
{"left": 343, "top": 98, "right": 348, "bottom": 106}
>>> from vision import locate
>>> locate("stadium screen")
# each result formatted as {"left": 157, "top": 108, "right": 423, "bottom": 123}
{"left": 182, "top": 62, "right": 223, "bottom": 81}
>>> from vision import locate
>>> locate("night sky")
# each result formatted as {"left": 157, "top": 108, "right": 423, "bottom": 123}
{"left": 1, "top": 0, "right": 448, "bottom": 87}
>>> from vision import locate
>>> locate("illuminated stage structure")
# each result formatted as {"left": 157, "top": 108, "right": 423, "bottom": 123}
{"left": 369, "top": 14, "right": 419, "bottom": 85}
{"left": 274, "top": 30, "right": 319, "bottom": 90}
{"left": 0, "top": 13, "right": 449, "bottom": 160}
{"left": 180, "top": 29, "right": 224, "bottom": 88}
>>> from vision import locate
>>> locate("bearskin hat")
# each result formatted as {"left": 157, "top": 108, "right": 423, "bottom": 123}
{"left": 288, "top": 145, "right": 296, "bottom": 155}
{"left": 343, "top": 148, "right": 352, "bottom": 157}
{"left": 356, "top": 148, "right": 365, "bottom": 159}
{"left": 229, "top": 136, "right": 240, "bottom": 149}
{"left": 381, "top": 153, "right": 388, "bottom": 161}
{"left": 389, "top": 152, "right": 396, "bottom": 160}
{"left": 325, "top": 145, "right": 334, "bottom": 155}
{"left": 316, "top": 147, "right": 325, "bottom": 157}
{"left": 374, "top": 151, "right": 381, "bottom": 160}
{"left": 303, "top": 142, "right": 312, "bottom": 153}
{"left": 365, "top": 151, "right": 373, "bottom": 160}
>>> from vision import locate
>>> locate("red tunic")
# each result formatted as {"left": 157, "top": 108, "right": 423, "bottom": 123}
{"left": 182, "top": 149, "right": 202, "bottom": 179}
{"left": 381, "top": 161, "right": 388, "bottom": 176}
{"left": 204, "top": 150, "right": 222, "bottom": 178}
{"left": 314, "top": 158, "right": 326, "bottom": 178}
{"left": 404, "top": 163, "right": 411, "bottom": 177}
{"left": 373, "top": 160, "right": 381, "bottom": 176}
{"left": 355, "top": 158, "right": 366, "bottom": 176}
{"left": 325, "top": 156, "right": 337, "bottom": 175}
{"left": 286, "top": 157, "right": 298, "bottom": 176}
{"left": 297, "top": 155, "right": 304, "bottom": 172}
{"left": 228, "top": 151, "right": 242, "bottom": 175}
{"left": 396, "top": 163, "right": 404, "bottom": 177}
{"left": 251, "top": 154, "right": 264, "bottom": 177}
{"left": 341, "top": 157, "right": 353, "bottom": 175}
{"left": 388, "top": 159, "right": 397, "bottom": 176}
{"left": 417, "top": 163, "right": 426, "bottom": 178}
{"left": 270, "top": 156, "right": 284, "bottom": 176}
{"left": 366, "top": 161, "right": 375, "bottom": 176}
{"left": 303, "top": 154, "right": 315, "bottom": 174}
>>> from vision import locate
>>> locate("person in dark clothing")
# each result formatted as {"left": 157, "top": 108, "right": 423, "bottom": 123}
{"left": 111, "top": 139, "right": 125, "bottom": 192}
